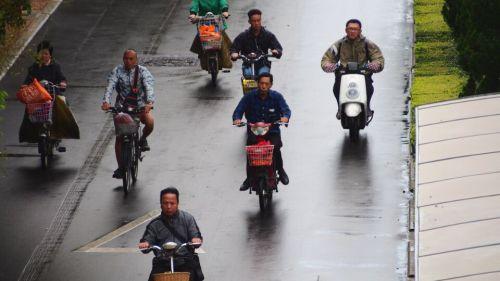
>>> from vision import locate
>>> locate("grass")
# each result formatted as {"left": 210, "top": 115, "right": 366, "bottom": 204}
{"left": 410, "top": 0, "right": 467, "bottom": 148}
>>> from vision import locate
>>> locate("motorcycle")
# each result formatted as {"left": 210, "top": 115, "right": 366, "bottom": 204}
{"left": 192, "top": 12, "right": 228, "bottom": 86}
{"left": 337, "top": 62, "right": 373, "bottom": 140}
{"left": 237, "top": 53, "right": 275, "bottom": 94}
{"left": 144, "top": 242, "right": 202, "bottom": 281}
{"left": 236, "top": 121, "right": 287, "bottom": 211}
{"left": 25, "top": 81, "right": 66, "bottom": 168}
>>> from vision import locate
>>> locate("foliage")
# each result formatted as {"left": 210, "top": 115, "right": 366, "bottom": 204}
{"left": 409, "top": 0, "right": 466, "bottom": 148}
{"left": 442, "top": 0, "right": 500, "bottom": 95}
{"left": 0, "top": 0, "right": 30, "bottom": 43}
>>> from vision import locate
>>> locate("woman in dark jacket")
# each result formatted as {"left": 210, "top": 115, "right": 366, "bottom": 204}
{"left": 23, "top": 40, "right": 67, "bottom": 89}
{"left": 19, "top": 41, "right": 79, "bottom": 143}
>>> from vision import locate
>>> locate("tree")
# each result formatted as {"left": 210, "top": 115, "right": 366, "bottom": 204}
{"left": 0, "top": 0, "right": 30, "bottom": 43}
{"left": 443, "top": 0, "right": 500, "bottom": 96}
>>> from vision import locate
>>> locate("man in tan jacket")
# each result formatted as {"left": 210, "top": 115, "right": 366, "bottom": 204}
{"left": 321, "top": 19, "right": 384, "bottom": 119}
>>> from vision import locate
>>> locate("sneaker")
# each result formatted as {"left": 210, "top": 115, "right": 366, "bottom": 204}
{"left": 139, "top": 138, "right": 150, "bottom": 152}
{"left": 336, "top": 110, "right": 341, "bottom": 120}
{"left": 239, "top": 178, "right": 250, "bottom": 191}
{"left": 367, "top": 109, "right": 374, "bottom": 118}
{"left": 113, "top": 168, "right": 124, "bottom": 179}
{"left": 278, "top": 170, "right": 289, "bottom": 185}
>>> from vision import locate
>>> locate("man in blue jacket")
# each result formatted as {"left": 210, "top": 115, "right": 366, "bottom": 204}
{"left": 233, "top": 73, "right": 291, "bottom": 191}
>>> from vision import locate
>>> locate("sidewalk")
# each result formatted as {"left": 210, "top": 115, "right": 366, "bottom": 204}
{"left": 0, "top": 0, "right": 63, "bottom": 81}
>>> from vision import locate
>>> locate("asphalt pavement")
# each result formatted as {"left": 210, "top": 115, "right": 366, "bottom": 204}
{"left": 0, "top": 0, "right": 413, "bottom": 280}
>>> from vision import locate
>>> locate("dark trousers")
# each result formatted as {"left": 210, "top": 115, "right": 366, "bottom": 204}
{"left": 333, "top": 73, "right": 374, "bottom": 109}
{"left": 246, "top": 133, "right": 284, "bottom": 178}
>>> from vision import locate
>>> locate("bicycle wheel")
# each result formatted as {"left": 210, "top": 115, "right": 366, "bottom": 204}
{"left": 258, "top": 178, "right": 273, "bottom": 212}
{"left": 132, "top": 138, "right": 139, "bottom": 183}
{"left": 209, "top": 57, "right": 218, "bottom": 86}
{"left": 39, "top": 138, "right": 48, "bottom": 169}
{"left": 121, "top": 142, "right": 132, "bottom": 195}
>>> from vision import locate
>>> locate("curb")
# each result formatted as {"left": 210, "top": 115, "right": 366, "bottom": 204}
{"left": 407, "top": 0, "right": 416, "bottom": 279}
{"left": 0, "top": 0, "right": 63, "bottom": 82}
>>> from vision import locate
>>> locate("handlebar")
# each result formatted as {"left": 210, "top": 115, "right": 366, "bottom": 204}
{"left": 190, "top": 12, "right": 229, "bottom": 23}
{"left": 143, "top": 242, "right": 202, "bottom": 254}
{"left": 106, "top": 105, "right": 153, "bottom": 114}
{"left": 234, "top": 121, "right": 289, "bottom": 128}
{"left": 238, "top": 53, "right": 275, "bottom": 63}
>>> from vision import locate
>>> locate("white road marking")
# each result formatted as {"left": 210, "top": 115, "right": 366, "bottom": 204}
{"left": 75, "top": 209, "right": 206, "bottom": 254}
{"left": 76, "top": 209, "right": 160, "bottom": 252}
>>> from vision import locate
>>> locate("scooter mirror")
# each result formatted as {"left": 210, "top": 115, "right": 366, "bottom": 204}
{"left": 163, "top": 242, "right": 178, "bottom": 250}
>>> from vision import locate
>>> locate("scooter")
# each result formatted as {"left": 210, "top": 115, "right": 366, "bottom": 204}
{"left": 192, "top": 12, "right": 228, "bottom": 86}
{"left": 237, "top": 53, "right": 274, "bottom": 94}
{"left": 144, "top": 242, "right": 202, "bottom": 281}
{"left": 337, "top": 62, "right": 373, "bottom": 140}
{"left": 236, "top": 121, "right": 287, "bottom": 212}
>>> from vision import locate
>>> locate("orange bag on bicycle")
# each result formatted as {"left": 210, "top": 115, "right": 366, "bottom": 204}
{"left": 16, "top": 78, "right": 52, "bottom": 104}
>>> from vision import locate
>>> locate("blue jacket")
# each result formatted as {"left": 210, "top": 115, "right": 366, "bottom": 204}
{"left": 232, "top": 89, "right": 291, "bottom": 134}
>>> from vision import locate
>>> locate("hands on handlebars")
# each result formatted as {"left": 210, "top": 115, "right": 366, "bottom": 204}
{"left": 233, "top": 118, "right": 289, "bottom": 127}
{"left": 189, "top": 12, "right": 229, "bottom": 23}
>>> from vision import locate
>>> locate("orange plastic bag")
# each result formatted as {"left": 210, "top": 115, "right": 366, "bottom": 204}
{"left": 16, "top": 78, "right": 52, "bottom": 104}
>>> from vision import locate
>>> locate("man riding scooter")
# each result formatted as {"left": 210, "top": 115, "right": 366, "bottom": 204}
{"left": 230, "top": 9, "right": 283, "bottom": 77}
{"left": 321, "top": 19, "right": 384, "bottom": 119}
{"left": 233, "top": 73, "right": 291, "bottom": 191}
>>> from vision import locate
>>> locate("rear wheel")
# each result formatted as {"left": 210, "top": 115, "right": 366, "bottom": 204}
{"left": 209, "top": 57, "right": 218, "bottom": 86}
{"left": 258, "top": 178, "right": 273, "bottom": 212}
{"left": 122, "top": 142, "right": 132, "bottom": 196}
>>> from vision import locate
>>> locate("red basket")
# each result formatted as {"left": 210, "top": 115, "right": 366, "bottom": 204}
{"left": 246, "top": 145, "right": 274, "bottom": 166}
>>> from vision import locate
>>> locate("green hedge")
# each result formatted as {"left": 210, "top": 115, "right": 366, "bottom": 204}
{"left": 442, "top": 0, "right": 500, "bottom": 95}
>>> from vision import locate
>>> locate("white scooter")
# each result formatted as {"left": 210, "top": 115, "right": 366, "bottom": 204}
{"left": 338, "top": 62, "right": 373, "bottom": 140}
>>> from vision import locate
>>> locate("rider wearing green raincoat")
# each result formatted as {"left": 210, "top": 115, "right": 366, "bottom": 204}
{"left": 189, "top": 0, "right": 232, "bottom": 70}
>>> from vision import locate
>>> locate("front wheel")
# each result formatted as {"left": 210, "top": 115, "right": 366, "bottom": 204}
{"left": 39, "top": 138, "right": 48, "bottom": 169}
{"left": 258, "top": 178, "right": 273, "bottom": 212}
{"left": 131, "top": 138, "right": 139, "bottom": 183}
{"left": 121, "top": 142, "right": 132, "bottom": 196}
{"left": 349, "top": 127, "right": 359, "bottom": 141}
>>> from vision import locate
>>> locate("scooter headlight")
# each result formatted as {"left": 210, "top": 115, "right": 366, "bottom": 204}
{"left": 347, "top": 88, "right": 359, "bottom": 99}
{"left": 250, "top": 126, "right": 270, "bottom": 136}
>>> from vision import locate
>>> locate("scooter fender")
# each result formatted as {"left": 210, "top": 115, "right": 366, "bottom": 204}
{"left": 344, "top": 103, "right": 362, "bottom": 117}
{"left": 242, "top": 78, "right": 258, "bottom": 94}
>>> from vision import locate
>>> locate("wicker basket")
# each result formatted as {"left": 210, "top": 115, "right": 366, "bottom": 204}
{"left": 153, "top": 272, "right": 190, "bottom": 281}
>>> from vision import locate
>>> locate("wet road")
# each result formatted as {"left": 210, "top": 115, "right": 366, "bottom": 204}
{"left": 0, "top": 0, "right": 412, "bottom": 280}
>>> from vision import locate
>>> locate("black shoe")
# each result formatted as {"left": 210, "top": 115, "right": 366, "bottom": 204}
{"left": 139, "top": 138, "right": 150, "bottom": 152}
{"left": 113, "top": 168, "right": 123, "bottom": 179}
{"left": 278, "top": 170, "right": 289, "bottom": 185}
{"left": 336, "top": 110, "right": 341, "bottom": 120}
{"left": 367, "top": 109, "right": 374, "bottom": 118}
{"left": 239, "top": 179, "right": 250, "bottom": 191}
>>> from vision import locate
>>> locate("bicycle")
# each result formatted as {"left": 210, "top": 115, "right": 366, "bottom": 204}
{"left": 108, "top": 106, "right": 146, "bottom": 195}
{"left": 25, "top": 81, "right": 66, "bottom": 168}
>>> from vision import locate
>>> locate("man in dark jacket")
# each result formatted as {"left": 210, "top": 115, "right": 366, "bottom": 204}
{"left": 230, "top": 9, "right": 283, "bottom": 77}
{"left": 139, "top": 187, "right": 204, "bottom": 281}
{"left": 233, "top": 73, "right": 291, "bottom": 191}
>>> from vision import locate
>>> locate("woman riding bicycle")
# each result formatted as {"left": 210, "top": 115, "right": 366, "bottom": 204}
{"left": 19, "top": 40, "right": 79, "bottom": 145}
